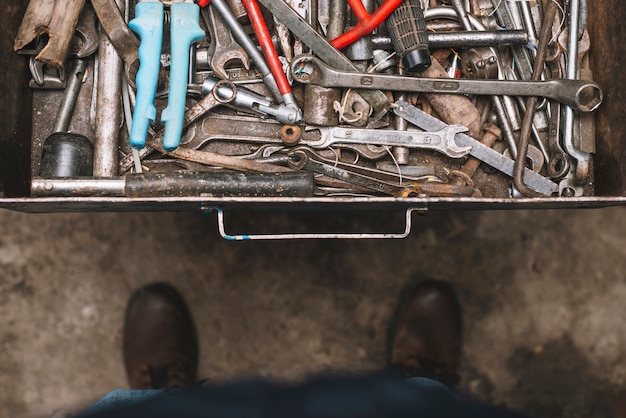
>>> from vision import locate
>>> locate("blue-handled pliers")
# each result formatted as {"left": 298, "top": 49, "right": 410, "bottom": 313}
{"left": 128, "top": 0, "right": 205, "bottom": 151}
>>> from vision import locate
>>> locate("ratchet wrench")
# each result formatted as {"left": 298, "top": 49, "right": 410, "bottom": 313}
{"left": 291, "top": 55, "right": 603, "bottom": 113}
{"left": 306, "top": 125, "right": 471, "bottom": 158}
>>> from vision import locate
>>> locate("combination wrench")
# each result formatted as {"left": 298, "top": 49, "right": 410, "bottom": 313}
{"left": 291, "top": 55, "right": 603, "bottom": 113}
{"left": 306, "top": 125, "right": 471, "bottom": 158}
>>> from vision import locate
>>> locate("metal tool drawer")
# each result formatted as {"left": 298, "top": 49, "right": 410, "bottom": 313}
{"left": 1, "top": 0, "right": 625, "bottom": 238}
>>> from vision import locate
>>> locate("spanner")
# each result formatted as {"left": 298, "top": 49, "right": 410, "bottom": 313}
{"left": 291, "top": 55, "right": 603, "bottom": 113}
{"left": 306, "top": 125, "right": 472, "bottom": 158}
{"left": 201, "top": 6, "right": 250, "bottom": 81}
{"left": 393, "top": 100, "right": 559, "bottom": 196}
{"left": 185, "top": 113, "right": 389, "bottom": 160}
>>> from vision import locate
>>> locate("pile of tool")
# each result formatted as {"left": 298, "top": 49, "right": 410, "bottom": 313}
{"left": 17, "top": 0, "right": 601, "bottom": 198}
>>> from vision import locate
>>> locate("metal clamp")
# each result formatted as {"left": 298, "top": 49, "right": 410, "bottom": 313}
{"left": 212, "top": 208, "right": 422, "bottom": 240}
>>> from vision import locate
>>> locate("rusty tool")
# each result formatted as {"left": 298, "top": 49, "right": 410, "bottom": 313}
{"left": 450, "top": 123, "right": 502, "bottom": 187}
{"left": 15, "top": 0, "right": 87, "bottom": 68}
{"left": 513, "top": 2, "right": 558, "bottom": 197}
{"left": 91, "top": 0, "right": 140, "bottom": 68}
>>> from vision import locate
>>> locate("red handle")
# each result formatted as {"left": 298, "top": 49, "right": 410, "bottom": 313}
{"left": 331, "top": 0, "right": 403, "bottom": 50}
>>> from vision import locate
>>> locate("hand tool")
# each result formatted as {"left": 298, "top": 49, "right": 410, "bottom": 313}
{"left": 119, "top": 79, "right": 229, "bottom": 173}
{"left": 450, "top": 123, "right": 502, "bottom": 187}
{"left": 201, "top": 6, "right": 250, "bottom": 81}
{"left": 201, "top": 77, "right": 301, "bottom": 124}
{"left": 377, "top": 0, "right": 430, "bottom": 71}
{"left": 161, "top": 1, "right": 206, "bottom": 151}
{"left": 288, "top": 147, "right": 476, "bottom": 197}
{"left": 32, "top": 171, "right": 315, "bottom": 197}
{"left": 25, "top": 4, "right": 98, "bottom": 89}
{"left": 257, "top": 0, "right": 390, "bottom": 123}
{"left": 180, "top": 112, "right": 389, "bottom": 161}
{"left": 206, "top": 0, "right": 283, "bottom": 103}
{"left": 93, "top": 0, "right": 124, "bottom": 177}
{"left": 306, "top": 125, "right": 472, "bottom": 159}
{"left": 288, "top": 147, "right": 423, "bottom": 197}
{"left": 14, "top": 0, "right": 87, "bottom": 69}
{"left": 393, "top": 100, "right": 559, "bottom": 196}
{"left": 291, "top": 55, "right": 603, "bottom": 112}
{"left": 39, "top": 59, "right": 93, "bottom": 178}
{"left": 127, "top": 1, "right": 164, "bottom": 150}
{"left": 329, "top": 0, "right": 403, "bottom": 51}
{"left": 514, "top": 1, "right": 558, "bottom": 197}
{"left": 29, "top": 57, "right": 66, "bottom": 89}
{"left": 418, "top": 56, "right": 483, "bottom": 139}
{"left": 73, "top": 4, "right": 100, "bottom": 59}
{"left": 127, "top": 0, "right": 205, "bottom": 151}
{"left": 91, "top": 0, "right": 140, "bottom": 67}
{"left": 562, "top": 0, "right": 592, "bottom": 183}
{"left": 489, "top": 0, "right": 534, "bottom": 81}
{"left": 241, "top": 0, "right": 302, "bottom": 118}
{"left": 327, "top": 0, "right": 347, "bottom": 39}
{"left": 370, "top": 30, "right": 529, "bottom": 50}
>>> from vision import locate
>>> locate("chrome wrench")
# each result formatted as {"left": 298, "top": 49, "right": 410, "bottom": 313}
{"left": 291, "top": 55, "right": 603, "bottom": 113}
{"left": 306, "top": 125, "right": 472, "bottom": 159}
{"left": 393, "top": 100, "right": 559, "bottom": 196}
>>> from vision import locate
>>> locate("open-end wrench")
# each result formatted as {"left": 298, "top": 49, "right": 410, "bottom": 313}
{"left": 291, "top": 55, "right": 603, "bottom": 113}
{"left": 73, "top": 3, "right": 99, "bottom": 58}
{"left": 206, "top": 0, "right": 282, "bottom": 103}
{"left": 393, "top": 100, "right": 559, "bottom": 196}
{"left": 306, "top": 125, "right": 471, "bottom": 158}
{"left": 201, "top": 6, "right": 250, "bottom": 80}
{"left": 185, "top": 113, "right": 389, "bottom": 160}
{"left": 288, "top": 147, "right": 423, "bottom": 197}
{"left": 256, "top": 0, "right": 391, "bottom": 123}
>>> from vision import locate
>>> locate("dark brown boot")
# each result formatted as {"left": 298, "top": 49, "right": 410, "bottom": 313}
{"left": 388, "top": 279, "right": 462, "bottom": 386}
{"left": 123, "top": 283, "right": 199, "bottom": 389}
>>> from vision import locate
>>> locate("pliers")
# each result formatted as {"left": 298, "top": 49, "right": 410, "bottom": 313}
{"left": 128, "top": 0, "right": 205, "bottom": 151}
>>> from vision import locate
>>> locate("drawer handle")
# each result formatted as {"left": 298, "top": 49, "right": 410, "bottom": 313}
{"left": 213, "top": 208, "right": 422, "bottom": 240}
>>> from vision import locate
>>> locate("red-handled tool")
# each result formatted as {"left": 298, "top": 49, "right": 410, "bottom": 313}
{"left": 241, "top": 0, "right": 301, "bottom": 116}
{"left": 330, "top": 0, "right": 403, "bottom": 50}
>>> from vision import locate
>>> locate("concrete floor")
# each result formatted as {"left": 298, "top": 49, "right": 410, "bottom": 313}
{"left": 0, "top": 207, "right": 625, "bottom": 418}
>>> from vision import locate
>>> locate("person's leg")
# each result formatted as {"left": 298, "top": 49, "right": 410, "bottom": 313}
{"left": 388, "top": 279, "right": 522, "bottom": 417}
{"left": 83, "top": 282, "right": 199, "bottom": 415}
{"left": 388, "top": 278, "right": 462, "bottom": 385}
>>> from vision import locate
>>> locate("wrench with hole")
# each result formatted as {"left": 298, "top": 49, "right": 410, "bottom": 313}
{"left": 306, "top": 125, "right": 471, "bottom": 159}
{"left": 291, "top": 55, "right": 603, "bottom": 113}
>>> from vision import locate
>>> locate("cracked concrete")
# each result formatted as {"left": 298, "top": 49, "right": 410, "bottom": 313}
{"left": 0, "top": 207, "right": 625, "bottom": 417}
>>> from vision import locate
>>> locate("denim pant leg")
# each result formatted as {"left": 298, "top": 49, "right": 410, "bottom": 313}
{"left": 82, "top": 389, "right": 163, "bottom": 416}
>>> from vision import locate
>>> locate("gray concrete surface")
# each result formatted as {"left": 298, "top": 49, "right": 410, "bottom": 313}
{"left": 0, "top": 207, "right": 625, "bottom": 418}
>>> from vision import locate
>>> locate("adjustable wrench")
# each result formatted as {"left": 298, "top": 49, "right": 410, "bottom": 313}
{"left": 291, "top": 55, "right": 603, "bottom": 113}
{"left": 306, "top": 125, "right": 472, "bottom": 159}
{"left": 201, "top": 6, "right": 250, "bottom": 80}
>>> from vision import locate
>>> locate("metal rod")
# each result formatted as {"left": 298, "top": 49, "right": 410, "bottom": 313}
{"left": 93, "top": 0, "right": 123, "bottom": 177}
{"left": 369, "top": 30, "right": 528, "bottom": 49}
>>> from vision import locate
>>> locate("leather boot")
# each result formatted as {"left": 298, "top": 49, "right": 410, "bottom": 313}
{"left": 388, "top": 279, "right": 462, "bottom": 386}
{"left": 123, "top": 283, "right": 199, "bottom": 389}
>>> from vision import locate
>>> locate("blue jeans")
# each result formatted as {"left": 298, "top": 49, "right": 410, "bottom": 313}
{"left": 81, "top": 373, "right": 520, "bottom": 418}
